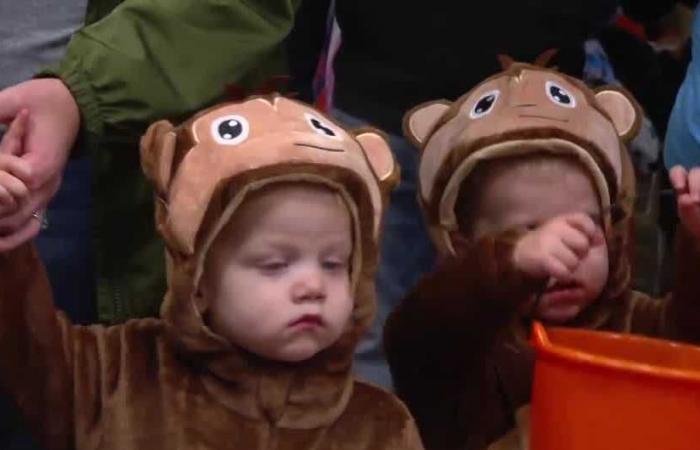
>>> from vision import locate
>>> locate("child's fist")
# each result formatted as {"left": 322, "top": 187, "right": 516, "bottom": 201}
{"left": 512, "top": 213, "right": 604, "bottom": 281}
{"left": 0, "top": 111, "right": 30, "bottom": 216}
{"left": 670, "top": 165, "right": 700, "bottom": 243}
{"left": 0, "top": 156, "right": 30, "bottom": 216}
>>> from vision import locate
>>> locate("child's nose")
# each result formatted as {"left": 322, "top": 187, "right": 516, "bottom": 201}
{"left": 291, "top": 268, "right": 326, "bottom": 302}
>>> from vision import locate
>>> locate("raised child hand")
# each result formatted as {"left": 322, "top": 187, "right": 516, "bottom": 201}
{"left": 670, "top": 165, "right": 700, "bottom": 243}
{"left": 0, "top": 111, "right": 31, "bottom": 216}
{"left": 512, "top": 213, "right": 604, "bottom": 281}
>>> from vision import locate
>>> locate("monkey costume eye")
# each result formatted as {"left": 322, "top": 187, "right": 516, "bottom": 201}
{"left": 469, "top": 90, "right": 500, "bottom": 119}
{"left": 305, "top": 113, "right": 342, "bottom": 140}
{"left": 545, "top": 81, "right": 576, "bottom": 108}
{"left": 211, "top": 115, "right": 250, "bottom": 145}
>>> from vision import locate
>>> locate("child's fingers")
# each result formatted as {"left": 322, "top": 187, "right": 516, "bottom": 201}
{"left": 550, "top": 242, "right": 580, "bottom": 271}
{"left": 557, "top": 225, "right": 591, "bottom": 257}
{"left": 563, "top": 213, "right": 597, "bottom": 239}
{"left": 0, "top": 185, "right": 16, "bottom": 212}
{"left": 688, "top": 168, "right": 700, "bottom": 202}
{"left": 0, "top": 217, "right": 41, "bottom": 252}
{"left": 0, "top": 171, "right": 29, "bottom": 205}
{"left": 543, "top": 257, "right": 573, "bottom": 281}
{"left": 0, "top": 109, "right": 28, "bottom": 156}
{"left": 0, "top": 175, "right": 56, "bottom": 233}
{"left": 669, "top": 165, "right": 689, "bottom": 194}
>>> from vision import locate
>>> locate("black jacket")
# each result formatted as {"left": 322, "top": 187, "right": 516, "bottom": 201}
{"left": 331, "top": 0, "right": 617, "bottom": 132}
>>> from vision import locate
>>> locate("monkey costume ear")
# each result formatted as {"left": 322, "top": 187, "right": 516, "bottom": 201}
{"left": 533, "top": 48, "right": 558, "bottom": 67}
{"left": 140, "top": 120, "right": 177, "bottom": 196}
{"left": 355, "top": 128, "right": 400, "bottom": 192}
{"left": 497, "top": 54, "right": 515, "bottom": 70}
{"left": 403, "top": 100, "right": 452, "bottom": 149}
{"left": 594, "top": 87, "right": 641, "bottom": 142}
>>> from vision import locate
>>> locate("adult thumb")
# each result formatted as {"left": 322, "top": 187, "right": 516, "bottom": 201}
{"left": 0, "top": 86, "right": 21, "bottom": 125}
{"left": 13, "top": 79, "right": 80, "bottom": 188}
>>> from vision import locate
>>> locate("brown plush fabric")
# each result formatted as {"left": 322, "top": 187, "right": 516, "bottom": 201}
{"left": 385, "top": 228, "right": 700, "bottom": 450}
{"left": 0, "top": 96, "right": 423, "bottom": 450}
{"left": 385, "top": 63, "right": 700, "bottom": 450}
{"left": 403, "top": 62, "right": 641, "bottom": 255}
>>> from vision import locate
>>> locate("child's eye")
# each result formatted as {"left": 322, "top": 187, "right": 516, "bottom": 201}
{"left": 321, "top": 259, "right": 348, "bottom": 272}
{"left": 257, "top": 260, "right": 288, "bottom": 274}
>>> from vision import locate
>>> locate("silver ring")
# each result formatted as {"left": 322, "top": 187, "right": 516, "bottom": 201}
{"left": 31, "top": 210, "right": 49, "bottom": 230}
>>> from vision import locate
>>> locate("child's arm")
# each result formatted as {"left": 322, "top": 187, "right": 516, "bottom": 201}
{"left": 671, "top": 165, "right": 700, "bottom": 244}
{"left": 385, "top": 212, "right": 601, "bottom": 374}
{"left": 0, "top": 242, "right": 75, "bottom": 449}
{"left": 0, "top": 111, "right": 31, "bottom": 216}
{"left": 385, "top": 215, "right": 601, "bottom": 448}
{"left": 384, "top": 230, "right": 546, "bottom": 450}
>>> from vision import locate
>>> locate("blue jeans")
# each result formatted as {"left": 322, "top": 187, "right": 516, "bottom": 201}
{"left": 333, "top": 109, "right": 435, "bottom": 389}
{"left": 35, "top": 156, "right": 96, "bottom": 324}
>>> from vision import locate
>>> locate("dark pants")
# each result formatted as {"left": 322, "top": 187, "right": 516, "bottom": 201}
{"left": 333, "top": 109, "right": 436, "bottom": 389}
{"left": 35, "top": 156, "right": 96, "bottom": 324}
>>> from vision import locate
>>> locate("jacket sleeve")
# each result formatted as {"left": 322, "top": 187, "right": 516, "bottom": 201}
{"left": 663, "top": 7, "right": 700, "bottom": 169}
{"left": 41, "top": 0, "right": 301, "bottom": 136}
{"left": 0, "top": 243, "right": 75, "bottom": 450}
{"left": 0, "top": 244, "right": 160, "bottom": 450}
{"left": 383, "top": 231, "right": 544, "bottom": 450}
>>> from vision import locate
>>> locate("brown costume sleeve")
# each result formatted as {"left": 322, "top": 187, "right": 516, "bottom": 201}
{"left": 384, "top": 231, "right": 544, "bottom": 450}
{"left": 0, "top": 243, "right": 75, "bottom": 450}
{"left": 394, "top": 415, "right": 427, "bottom": 450}
{"left": 627, "top": 226, "right": 700, "bottom": 343}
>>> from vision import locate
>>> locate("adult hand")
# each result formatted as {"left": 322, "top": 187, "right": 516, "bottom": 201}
{"left": 0, "top": 79, "right": 80, "bottom": 248}
{"left": 0, "top": 110, "right": 31, "bottom": 216}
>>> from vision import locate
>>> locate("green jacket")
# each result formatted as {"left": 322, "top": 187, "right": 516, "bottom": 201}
{"left": 43, "top": 0, "right": 300, "bottom": 323}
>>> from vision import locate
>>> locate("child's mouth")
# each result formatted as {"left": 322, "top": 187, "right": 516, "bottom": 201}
{"left": 533, "top": 281, "right": 587, "bottom": 323}
{"left": 542, "top": 281, "right": 585, "bottom": 305}
{"left": 288, "top": 314, "right": 325, "bottom": 329}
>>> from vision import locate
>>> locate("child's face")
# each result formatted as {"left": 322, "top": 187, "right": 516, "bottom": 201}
{"left": 203, "top": 184, "right": 354, "bottom": 362}
{"left": 471, "top": 162, "right": 609, "bottom": 324}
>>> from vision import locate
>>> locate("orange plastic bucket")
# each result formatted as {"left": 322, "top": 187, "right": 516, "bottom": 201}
{"left": 530, "top": 322, "right": 700, "bottom": 450}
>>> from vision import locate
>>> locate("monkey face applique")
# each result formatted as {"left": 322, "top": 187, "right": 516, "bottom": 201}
{"left": 404, "top": 63, "right": 640, "bottom": 254}
{"left": 141, "top": 95, "right": 398, "bottom": 257}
